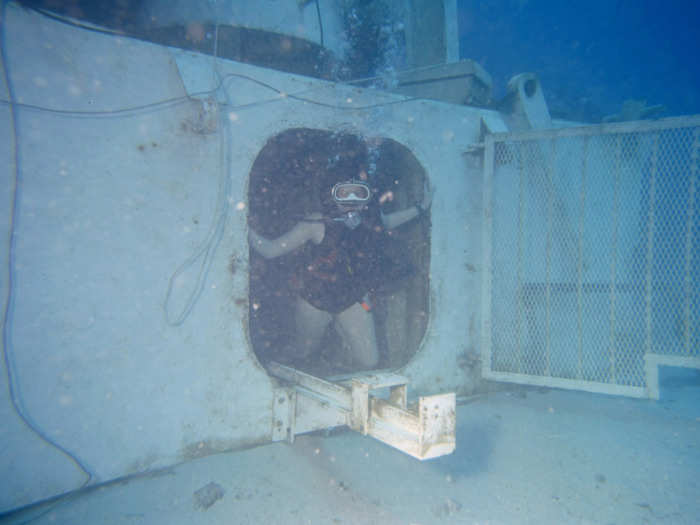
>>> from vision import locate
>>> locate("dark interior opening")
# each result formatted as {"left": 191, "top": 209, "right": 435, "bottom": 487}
{"left": 248, "top": 128, "right": 430, "bottom": 376}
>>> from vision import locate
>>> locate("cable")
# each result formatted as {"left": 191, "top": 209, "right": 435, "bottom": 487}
{"left": 315, "top": 0, "right": 324, "bottom": 47}
{"left": 162, "top": 2, "right": 232, "bottom": 327}
{"left": 163, "top": 109, "right": 231, "bottom": 326}
{"left": 214, "top": 72, "right": 421, "bottom": 111}
{"left": 23, "top": 4, "right": 127, "bottom": 38}
{"left": 0, "top": 91, "right": 194, "bottom": 117}
{"left": 0, "top": 0, "right": 95, "bottom": 495}
{"left": 0, "top": 68, "right": 422, "bottom": 117}
{"left": 0, "top": 463, "right": 182, "bottom": 524}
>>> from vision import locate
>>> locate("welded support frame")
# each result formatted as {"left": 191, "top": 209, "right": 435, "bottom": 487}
{"left": 267, "top": 362, "right": 456, "bottom": 460}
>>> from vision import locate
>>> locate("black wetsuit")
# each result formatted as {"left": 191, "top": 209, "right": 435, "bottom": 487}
{"left": 294, "top": 215, "right": 385, "bottom": 314}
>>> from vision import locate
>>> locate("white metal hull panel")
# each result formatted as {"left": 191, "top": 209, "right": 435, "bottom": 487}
{"left": 1, "top": 3, "right": 490, "bottom": 511}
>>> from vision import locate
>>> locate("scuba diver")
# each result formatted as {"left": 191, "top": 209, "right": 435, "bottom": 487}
{"left": 248, "top": 167, "right": 432, "bottom": 370}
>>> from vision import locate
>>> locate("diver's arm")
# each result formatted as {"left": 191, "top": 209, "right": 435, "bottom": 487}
{"left": 380, "top": 180, "right": 433, "bottom": 230}
{"left": 248, "top": 219, "right": 324, "bottom": 259}
{"left": 380, "top": 206, "right": 421, "bottom": 229}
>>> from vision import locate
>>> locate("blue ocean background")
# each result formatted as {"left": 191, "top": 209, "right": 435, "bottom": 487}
{"left": 457, "top": 0, "right": 700, "bottom": 122}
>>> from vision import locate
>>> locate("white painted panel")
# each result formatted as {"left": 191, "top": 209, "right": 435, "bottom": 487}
{"left": 1, "top": 3, "right": 488, "bottom": 511}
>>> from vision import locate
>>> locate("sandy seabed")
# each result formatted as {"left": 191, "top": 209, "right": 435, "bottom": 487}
{"left": 4, "top": 372, "right": 699, "bottom": 525}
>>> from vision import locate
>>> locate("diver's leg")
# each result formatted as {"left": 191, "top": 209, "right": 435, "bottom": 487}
{"left": 293, "top": 296, "right": 332, "bottom": 359}
{"left": 335, "top": 302, "right": 379, "bottom": 369}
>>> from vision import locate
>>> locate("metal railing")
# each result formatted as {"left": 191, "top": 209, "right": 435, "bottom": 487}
{"left": 481, "top": 116, "right": 700, "bottom": 397}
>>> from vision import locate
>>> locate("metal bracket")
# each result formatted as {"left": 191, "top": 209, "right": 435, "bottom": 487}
{"left": 269, "top": 362, "right": 456, "bottom": 460}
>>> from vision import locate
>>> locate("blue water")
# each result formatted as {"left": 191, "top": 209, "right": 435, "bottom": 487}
{"left": 458, "top": 0, "right": 700, "bottom": 121}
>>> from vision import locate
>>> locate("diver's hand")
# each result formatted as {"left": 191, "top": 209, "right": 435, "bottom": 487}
{"left": 420, "top": 179, "right": 434, "bottom": 211}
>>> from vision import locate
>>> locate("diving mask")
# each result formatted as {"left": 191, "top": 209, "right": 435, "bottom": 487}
{"left": 331, "top": 181, "right": 371, "bottom": 204}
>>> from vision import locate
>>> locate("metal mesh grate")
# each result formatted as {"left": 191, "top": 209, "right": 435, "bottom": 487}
{"left": 482, "top": 116, "right": 700, "bottom": 395}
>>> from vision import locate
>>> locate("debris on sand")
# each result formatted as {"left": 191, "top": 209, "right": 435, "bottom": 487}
{"left": 193, "top": 481, "right": 225, "bottom": 510}
{"left": 432, "top": 497, "right": 463, "bottom": 518}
